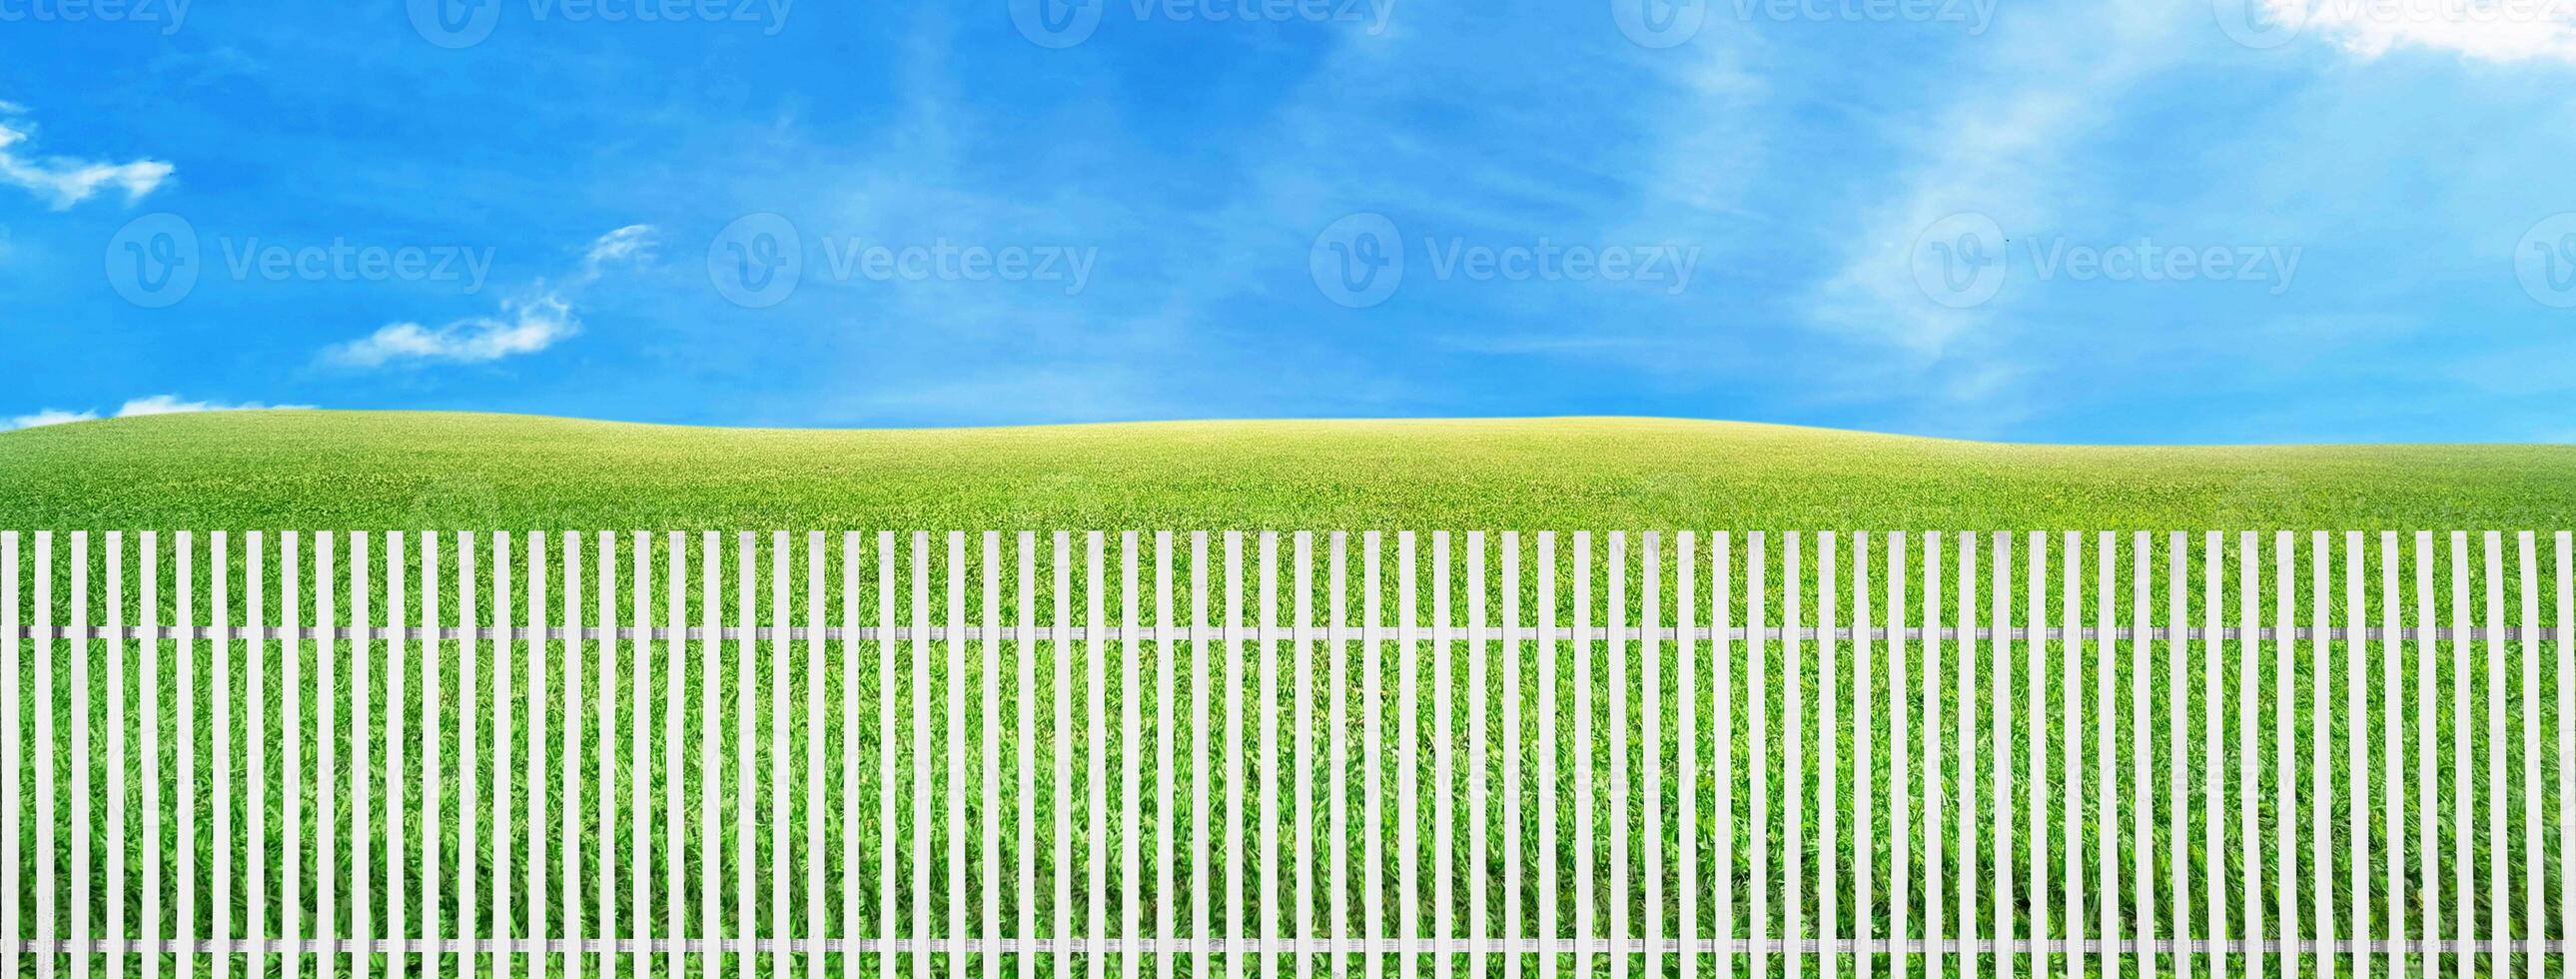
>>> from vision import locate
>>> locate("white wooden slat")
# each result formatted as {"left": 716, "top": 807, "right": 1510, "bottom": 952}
{"left": 1263, "top": 531, "right": 1286, "bottom": 979}
{"left": 781, "top": 532, "right": 803, "bottom": 979}
{"left": 1713, "top": 531, "right": 1734, "bottom": 979}
{"left": 1192, "top": 532, "right": 1212, "bottom": 979}
{"left": 1016, "top": 531, "right": 1039, "bottom": 979}
{"left": 2095, "top": 531, "right": 2117, "bottom": 979}
{"left": 2485, "top": 532, "right": 2508, "bottom": 979}
{"left": 1224, "top": 531, "right": 1246, "bottom": 979}
{"left": 1086, "top": 531, "right": 1106, "bottom": 979}
{"left": 913, "top": 531, "right": 934, "bottom": 979}
{"left": 2557, "top": 530, "right": 2574, "bottom": 979}
{"left": 108, "top": 533, "right": 131, "bottom": 979}
{"left": 2517, "top": 531, "right": 2540, "bottom": 979}
{"left": 1370, "top": 530, "right": 1390, "bottom": 979}
{"left": 670, "top": 532, "right": 694, "bottom": 979}
{"left": 74, "top": 531, "right": 95, "bottom": 979}
{"left": 1678, "top": 530, "right": 1698, "bottom": 979}
{"left": 2236, "top": 530, "right": 2259, "bottom": 974}
{"left": 529, "top": 531, "right": 551, "bottom": 979}
{"left": 1155, "top": 531, "right": 1177, "bottom": 979}
{"left": 1121, "top": 532, "right": 1143, "bottom": 979}
{"left": 2202, "top": 532, "right": 2222, "bottom": 972}
{"left": 496, "top": 531, "right": 517, "bottom": 979}
{"left": 2163, "top": 532, "right": 2186, "bottom": 979}
{"left": 1746, "top": 531, "right": 1766, "bottom": 979}
{"left": 1919, "top": 532, "right": 1942, "bottom": 979}
{"left": 177, "top": 532, "right": 198, "bottom": 979}
{"left": 1993, "top": 530, "right": 2016, "bottom": 979}
{"left": 1434, "top": 531, "right": 1455, "bottom": 979}
{"left": 143, "top": 535, "right": 166, "bottom": 979}
{"left": 39, "top": 530, "right": 65, "bottom": 979}
{"left": 1642, "top": 532, "right": 1663, "bottom": 979}
{"left": 599, "top": 533, "right": 620, "bottom": 979}
{"left": 1467, "top": 531, "right": 1489, "bottom": 979}
{"left": 702, "top": 530, "right": 724, "bottom": 979}
{"left": 462, "top": 531, "right": 484, "bottom": 979}
{"left": 1501, "top": 532, "right": 1524, "bottom": 979}
{"left": 249, "top": 531, "right": 267, "bottom": 979}
{"left": 1400, "top": 530, "right": 1422, "bottom": 979}
{"left": 881, "top": 530, "right": 899, "bottom": 979}
{"left": 982, "top": 531, "right": 1003, "bottom": 979}
{"left": 1349, "top": 535, "right": 1370, "bottom": 979}
{"left": 737, "top": 533, "right": 758, "bottom": 979}
{"left": 1782, "top": 531, "right": 1802, "bottom": 979}
{"left": 210, "top": 532, "right": 227, "bottom": 979}
{"left": 316, "top": 532, "right": 338, "bottom": 979}
{"left": 1, "top": 531, "right": 17, "bottom": 979}
{"left": 410, "top": 532, "right": 429, "bottom": 979}
{"left": 2309, "top": 531, "right": 2331, "bottom": 979}
{"left": 2061, "top": 531, "right": 2083, "bottom": 979}
{"left": 2271, "top": 531, "right": 2297, "bottom": 974}
{"left": 1851, "top": 532, "right": 1870, "bottom": 979}
{"left": 2450, "top": 531, "right": 2470, "bottom": 979}
{"left": 1534, "top": 531, "right": 1557, "bottom": 979}
{"left": 2342, "top": 532, "right": 2365, "bottom": 979}
{"left": 1566, "top": 530, "right": 1586, "bottom": 979}
{"left": 1293, "top": 531, "right": 1316, "bottom": 979}
{"left": 2131, "top": 533, "right": 2157, "bottom": 976}
{"left": 2377, "top": 531, "right": 2402, "bottom": 976}
{"left": 1611, "top": 531, "right": 1632, "bottom": 979}
{"left": 946, "top": 533, "right": 968, "bottom": 979}
{"left": 1887, "top": 532, "right": 1909, "bottom": 979}
{"left": 839, "top": 530, "right": 861, "bottom": 979}
{"left": 1954, "top": 531, "right": 1975, "bottom": 979}
{"left": 2415, "top": 531, "right": 2436, "bottom": 979}
{"left": 1816, "top": 532, "right": 1836, "bottom": 979}
{"left": 344, "top": 533, "right": 366, "bottom": 979}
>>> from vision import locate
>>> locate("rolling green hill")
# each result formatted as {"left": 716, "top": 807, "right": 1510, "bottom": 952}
{"left": 0, "top": 411, "right": 2569, "bottom": 529}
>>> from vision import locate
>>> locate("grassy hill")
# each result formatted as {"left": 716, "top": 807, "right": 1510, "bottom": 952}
{"left": 1, "top": 411, "right": 2570, "bottom": 529}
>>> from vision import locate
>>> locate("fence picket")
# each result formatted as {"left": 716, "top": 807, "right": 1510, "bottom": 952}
{"left": 1, "top": 525, "right": 2572, "bottom": 966}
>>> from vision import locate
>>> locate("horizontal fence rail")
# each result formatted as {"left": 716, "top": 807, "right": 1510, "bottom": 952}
{"left": 2, "top": 528, "right": 2574, "bottom": 979}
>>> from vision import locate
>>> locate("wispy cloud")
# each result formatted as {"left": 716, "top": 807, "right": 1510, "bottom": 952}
{"left": 0, "top": 104, "right": 174, "bottom": 210}
{"left": 2, "top": 395, "right": 312, "bottom": 433}
{"left": 325, "top": 225, "right": 657, "bottom": 368}
{"left": 2271, "top": 0, "right": 2576, "bottom": 63}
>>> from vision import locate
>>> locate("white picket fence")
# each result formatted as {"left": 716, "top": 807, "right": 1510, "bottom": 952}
{"left": 2, "top": 529, "right": 2573, "bottom": 977}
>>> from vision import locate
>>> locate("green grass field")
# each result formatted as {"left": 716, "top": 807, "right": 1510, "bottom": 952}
{"left": 5, "top": 410, "right": 2576, "bottom": 529}
{"left": 2, "top": 412, "right": 2572, "bottom": 975}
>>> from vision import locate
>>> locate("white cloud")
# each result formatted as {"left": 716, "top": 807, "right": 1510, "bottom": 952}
{"left": 2, "top": 395, "right": 310, "bottom": 432}
{"left": 326, "top": 294, "right": 577, "bottom": 367}
{"left": 2271, "top": 0, "right": 2576, "bottom": 63}
{"left": 112, "top": 394, "right": 314, "bottom": 417}
{"left": 0, "top": 106, "right": 175, "bottom": 210}
{"left": 4, "top": 408, "right": 98, "bottom": 431}
{"left": 324, "top": 225, "right": 656, "bottom": 368}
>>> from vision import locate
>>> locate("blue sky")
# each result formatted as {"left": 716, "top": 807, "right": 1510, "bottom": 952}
{"left": 4, "top": 0, "right": 2575, "bottom": 443}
